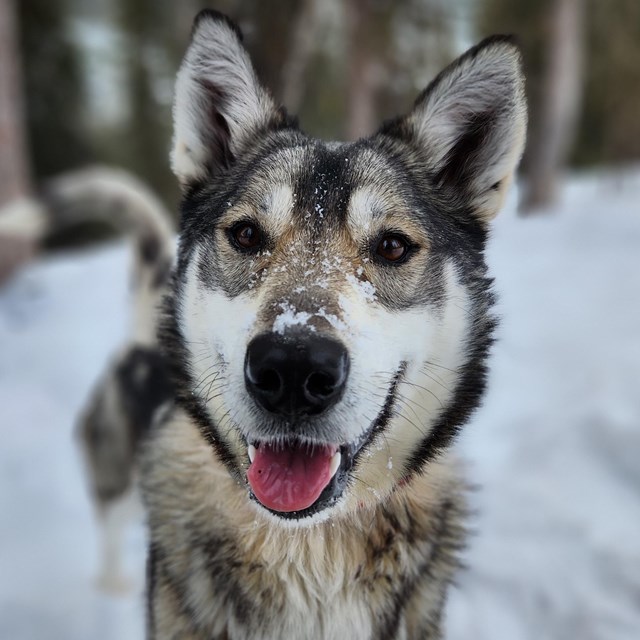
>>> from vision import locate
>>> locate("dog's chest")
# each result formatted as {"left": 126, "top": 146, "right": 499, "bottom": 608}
{"left": 144, "top": 411, "right": 463, "bottom": 639}
{"left": 181, "top": 529, "right": 410, "bottom": 640}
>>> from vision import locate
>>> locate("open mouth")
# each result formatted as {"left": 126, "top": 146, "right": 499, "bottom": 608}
{"left": 246, "top": 440, "right": 345, "bottom": 515}
{"left": 245, "top": 363, "right": 405, "bottom": 520}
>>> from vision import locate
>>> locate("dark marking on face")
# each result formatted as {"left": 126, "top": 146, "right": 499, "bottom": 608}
{"left": 292, "top": 143, "right": 354, "bottom": 228}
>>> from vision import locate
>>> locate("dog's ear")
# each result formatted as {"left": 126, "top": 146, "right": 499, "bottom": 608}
{"left": 171, "top": 10, "right": 291, "bottom": 188}
{"left": 380, "top": 36, "right": 527, "bottom": 222}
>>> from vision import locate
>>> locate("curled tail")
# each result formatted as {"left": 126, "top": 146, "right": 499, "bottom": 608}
{"left": 1, "top": 166, "right": 175, "bottom": 342}
{"left": 1, "top": 167, "right": 176, "bottom": 548}
{"left": 42, "top": 167, "right": 176, "bottom": 343}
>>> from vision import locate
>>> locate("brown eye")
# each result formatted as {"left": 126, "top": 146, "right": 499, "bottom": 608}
{"left": 376, "top": 234, "right": 410, "bottom": 263}
{"left": 231, "top": 222, "right": 263, "bottom": 251}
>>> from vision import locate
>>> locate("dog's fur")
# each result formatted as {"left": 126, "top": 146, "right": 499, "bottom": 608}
{"left": 142, "top": 10, "right": 527, "bottom": 639}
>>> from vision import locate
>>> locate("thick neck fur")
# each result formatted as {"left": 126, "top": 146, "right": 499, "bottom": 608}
{"left": 142, "top": 408, "right": 467, "bottom": 640}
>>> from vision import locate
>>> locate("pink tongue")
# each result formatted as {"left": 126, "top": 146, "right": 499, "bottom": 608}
{"left": 247, "top": 443, "right": 336, "bottom": 513}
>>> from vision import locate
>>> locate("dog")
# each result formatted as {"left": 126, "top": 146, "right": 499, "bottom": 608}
{"left": 21, "top": 167, "right": 178, "bottom": 591}
{"left": 142, "top": 9, "right": 527, "bottom": 639}
{"left": 0, "top": 166, "right": 177, "bottom": 591}
{"left": 62, "top": 169, "right": 176, "bottom": 591}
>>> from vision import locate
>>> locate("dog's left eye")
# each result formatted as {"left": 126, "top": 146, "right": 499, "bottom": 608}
{"left": 230, "top": 222, "right": 263, "bottom": 252}
{"left": 375, "top": 234, "right": 410, "bottom": 263}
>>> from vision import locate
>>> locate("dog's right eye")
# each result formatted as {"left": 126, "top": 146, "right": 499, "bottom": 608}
{"left": 229, "top": 222, "right": 263, "bottom": 252}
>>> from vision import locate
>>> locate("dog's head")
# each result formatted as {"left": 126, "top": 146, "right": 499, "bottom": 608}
{"left": 163, "top": 10, "right": 526, "bottom": 523}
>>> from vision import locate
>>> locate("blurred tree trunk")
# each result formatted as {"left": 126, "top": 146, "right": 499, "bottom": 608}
{"left": 520, "top": 0, "right": 585, "bottom": 213}
{"left": 280, "top": 0, "right": 322, "bottom": 113}
{"left": 0, "top": 0, "right": 31, "bottom": 205}
{"left": 18, "top": 0, "right": 91, "bottom": 179}
{"left": 346, "top": 0, "right": 386, "bottom": 140}
{"left": 116, "top": 0, "right": 176, "bottom": 207}
{"left": 0, "top": 0, "right": 37, "bottom": 283}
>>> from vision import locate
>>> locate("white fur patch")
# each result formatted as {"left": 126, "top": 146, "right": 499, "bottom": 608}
{"left": 262, "top": 183, "right": 296, "bottom": 235}
{"left": 180, "top": 248, "right": 259, "bottom": 439}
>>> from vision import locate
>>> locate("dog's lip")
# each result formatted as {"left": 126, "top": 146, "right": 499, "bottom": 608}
{"left": 243, "top": 362, "right": 406, "bottom": 520}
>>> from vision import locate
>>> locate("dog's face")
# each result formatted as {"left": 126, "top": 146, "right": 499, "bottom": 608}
{"left": 164, "top": 10, "right": 526, "bottom": 523}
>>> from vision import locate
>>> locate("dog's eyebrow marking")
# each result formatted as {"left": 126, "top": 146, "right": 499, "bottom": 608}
{"left": 347, "top": 187, "right": 392, "bottom": 232}
{"left": 261, "top": 183, "right": 295, "bottom": 233}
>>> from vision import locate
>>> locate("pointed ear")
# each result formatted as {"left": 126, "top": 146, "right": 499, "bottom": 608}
{"left": 382, "top": 36, "right": 527, "bottom": 222}
{"left": 171, "top": 10, "right": 292, "bottom": 188}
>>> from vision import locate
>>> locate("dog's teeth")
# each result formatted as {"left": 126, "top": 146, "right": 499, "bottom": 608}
{"left": 329, "top": 451, "right": 341, "bottom": 478}
{"left": 248, "top": 444, "right": 256, "bottom": 463}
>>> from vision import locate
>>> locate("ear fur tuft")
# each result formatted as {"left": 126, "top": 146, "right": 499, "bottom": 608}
{"left": 381, "top": 35, "right": 527, "bottom": 222}
{"left": 191, "top": 9, "right": 243, "bottom": 41}
{"left": 171, "top": 11, "right": 287, "bottom": 188}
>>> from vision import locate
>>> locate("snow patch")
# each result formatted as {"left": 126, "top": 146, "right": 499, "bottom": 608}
{"left": 272, "top": 302, "right": 313, "bottom": 335}
{"left": 346, "top": 273, "right": 377, "bottom": 301}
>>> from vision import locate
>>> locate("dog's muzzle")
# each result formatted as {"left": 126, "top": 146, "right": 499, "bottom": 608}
{"left": 243, "top": 331, "right": 350, "bottom": 515}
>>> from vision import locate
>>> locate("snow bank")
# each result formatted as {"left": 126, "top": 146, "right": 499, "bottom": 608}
{"left": 447, "top": 169, "right": 640, "bottom": 639}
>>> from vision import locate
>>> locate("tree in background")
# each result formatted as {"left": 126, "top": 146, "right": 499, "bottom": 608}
{"left": 477, "top": 0, "right": 585, "bottom": 213}
{"left": 0, "top": 0, "right": 31, "bottom": 205}
{"left": 519, "top": 0, "right": 584, "bottom": 212}
{"left": 0, "top": 0, "right": 36, "bottom": 282}
{"left": 18, "top": 0, "right": 92, "bottom": 179}
{"left": 477, "top": 0, "right": 640, "bottom": 212}
{"left": 573, "top": 0, "right": 640, "bottom": 167}
{"left": 111, "top": 0, "right": 177, "bottom": 207}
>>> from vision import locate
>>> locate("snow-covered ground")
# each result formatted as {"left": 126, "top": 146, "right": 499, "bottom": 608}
{"left": 1, "top": 170, "right": 639, "bottom": 639}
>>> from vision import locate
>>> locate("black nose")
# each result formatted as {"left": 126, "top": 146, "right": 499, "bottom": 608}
{"left": 244, "top": 333, "right": 349, "bottom": 418}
